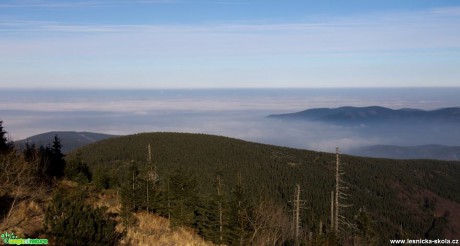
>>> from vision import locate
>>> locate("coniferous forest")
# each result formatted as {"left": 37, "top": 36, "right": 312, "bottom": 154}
{"left": 1, "top": 120, "right": 460, "bottom": 245}
{"left": 68, "top": 132, "right": 460, "bottom": 245}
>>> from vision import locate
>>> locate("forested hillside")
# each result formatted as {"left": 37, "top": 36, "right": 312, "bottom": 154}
{"left": 68, "top": 132, "right": 460, "bottom": 245}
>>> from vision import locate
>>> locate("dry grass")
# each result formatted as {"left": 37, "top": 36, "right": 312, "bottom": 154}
{"left": 119, "top": 212, "right": 214, "bottom": 246}
{"left": 0, "top": 198, "right": 46, "bottom": 238}
{"left": 1, "top": 181, "right": 214, "bottom": 245}
{"left": 0, "top": 182, "right": 50, "bottom": 238}
{"left": 91, "top": 188, "right": 121, "bottom": 214}
{"left": 92, "top": 189, "right": 215, "bottom": 246}
{"left": 59, "top": 179, "right": 79, "bottom": 188}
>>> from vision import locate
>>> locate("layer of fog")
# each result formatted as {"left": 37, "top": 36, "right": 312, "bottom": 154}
{"left": 2, "top": 88, "right": 460, "bottom": 154}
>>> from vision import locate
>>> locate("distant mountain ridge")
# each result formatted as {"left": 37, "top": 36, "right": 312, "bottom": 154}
{"left": 349, "top": 144, "right": 460, "bottom": 161}
{"left": 268, "top": 106, "right": 460, "bottom": 124}
{"left": 17, "top": 131, "right": 117, "bottom": 153}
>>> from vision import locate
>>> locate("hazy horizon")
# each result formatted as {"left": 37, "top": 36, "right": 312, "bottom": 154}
{"left": 2, "top": 88, "right": 460, "bottom": 154}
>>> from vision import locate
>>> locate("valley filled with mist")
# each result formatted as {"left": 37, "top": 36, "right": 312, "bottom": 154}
{"left": 3, "top": 88, "right": 460, "bottom": 160}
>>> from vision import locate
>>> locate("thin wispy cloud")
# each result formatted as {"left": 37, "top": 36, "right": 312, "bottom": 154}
{"left": 0, "top": 0, "right": 176, "bottom": 8}
{"left": 1, "top": 4, "right": 459, "bottom": 88}
{"left": 1, "top": 7, "right": 458, "bottom": 48}
{"left": 431, "top": 6, "right": 460, "bottom": 16}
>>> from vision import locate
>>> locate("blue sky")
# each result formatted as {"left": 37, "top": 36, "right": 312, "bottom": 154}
{"left": 1, "top": 0, "right": 460, "bottom": 89}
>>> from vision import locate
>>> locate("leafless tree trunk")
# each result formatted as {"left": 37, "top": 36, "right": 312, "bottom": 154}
{"left": 167, "top": 177, "right": 171, "bottom": 221}
{"left": 247, "top": 200, "right": 293, "bottom": 246}
{"left": 146, "top": 144, "right": 152, "bottom": 213}
{"left": 0, "top": 150, "right": 36, "bottom": 227}
{"left": 319, "top": 220, "right": 323, "bottom": 235}
{"left": 146, "top": 177, "right": 149, "bottom": 213}
{"left": 146, "top": 143, "right": 159, "bottom": 213}
{"left": 331, "top": 190, "right": 334, "bottom": 231}
{"left": 132, "top": 171, "right": 135, "bottom": 210}
{"left": 334, "top": 147, "right": 352, "bottom": 239}
{"left": 294, "top": 184, "right": 301, "bottom": 245}
{"left": 216, "top": 175, "right": 223, "bottom": 244}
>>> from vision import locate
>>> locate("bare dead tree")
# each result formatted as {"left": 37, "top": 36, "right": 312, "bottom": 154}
{"left": 334, "top": 147, "right": 353, "bottom": 238}
{"left": 235, "top": 171, "right": 246, "bottom": 246}
{"left": 295, "top": 184, "right": 300, "bottom": 242}
{"left": 147, "top": 144, "right": 151, "bottom": 212}
{"left": 335, "top": 148, "right": 340, "bottom": 235}
{"left": 145, "top": 143, "right": 160, "bottom": 213}
{"left": 319, "top": 220, "right": 323, "bottom": 236}
{"left": 292, "top": 184, "right": 304, "bottom": 245}
{"left": 216, "top": 174, "right": 223, "bottom": 245}
{"left": 132, "top": 170, "right": 135, "bottom": 210}
{"left": 331, "top": 190, "right": 334, "bottom": 231}
{"left": 0, "top": 149, "right": 36, "bottom": 227}
{"left": 247, "top": 200, "right": 292, "bottom": 246}
{"left": 167, "top": 177, "right": 171, "bottom": 221}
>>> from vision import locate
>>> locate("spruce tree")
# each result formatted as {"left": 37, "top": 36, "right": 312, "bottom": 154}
{"left": 34, "top": 135, "right": 66, "bottom": 180}
{"left": 228, "top": 181, "right": 252, "bottom": 245}
{"left": 0, "top": 121, "right": 12, "bottom": 153}
{"left": 169, "top": 169, "right": 198, "bottom": 228}
{"left": 23, "top": 141, "right": 36, "bottom": 163}
{"left": 120, "top": 162, "right": 140, "bottom": 213}
{"left": 48, "top": 135, "right": 65, "bottom": 178}
{"left": 65, "top": 152, "right": 92, "bottom": 184}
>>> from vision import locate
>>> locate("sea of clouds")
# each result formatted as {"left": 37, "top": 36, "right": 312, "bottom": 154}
{"left": 1, "top": 88, "right": 459, "bottom": 153}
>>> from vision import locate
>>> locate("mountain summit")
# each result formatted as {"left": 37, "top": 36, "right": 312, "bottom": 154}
{"left": 268, "top": 106, "right": 460, "bottom": 124}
